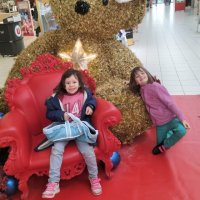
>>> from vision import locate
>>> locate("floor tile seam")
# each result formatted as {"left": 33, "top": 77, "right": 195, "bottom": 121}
{"left": 170, "top": 29, "right": 200, "bottom": 93}
{"left": 180, "top": 36, "right": 200, "bottom": 61}
{"left": 154, "top": 28, "right": 163, "bottom": 82}
{"left": 156, "top": 27, "right": 180, "bottom": 80}
{"left": 172, "top": 33, "right": 200, "bottom": 86}
{"left": 162, "top": 29, "right": 186, "bottom": 95}
{"left": 184, "top": 61, "right": 200, "bottom": 86}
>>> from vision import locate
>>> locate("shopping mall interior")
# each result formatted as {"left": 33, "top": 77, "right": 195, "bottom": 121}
{"left": 0, "top": 0, "right": 200, "bottom": 200}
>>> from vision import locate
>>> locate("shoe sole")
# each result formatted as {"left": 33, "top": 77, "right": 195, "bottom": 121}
{"left": 42, "top": 188, "right": 60, "bottom": 198}
{"left": 92, "top": 190, "right": 102, "bottom": 196}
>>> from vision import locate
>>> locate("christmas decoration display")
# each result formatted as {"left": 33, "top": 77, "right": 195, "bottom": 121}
{"left": 0, "top": 0, "right": 151, "bottom": 144}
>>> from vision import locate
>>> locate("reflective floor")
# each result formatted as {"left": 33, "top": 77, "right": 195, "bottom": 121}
{"left": 130, "top": 3, "right": 200, "bottom": 95}
{"left": 1, "top": 3, "right": 200, "bottom": 95}
{"left": 0, "top": 35, "right": 36, "bottom": 87}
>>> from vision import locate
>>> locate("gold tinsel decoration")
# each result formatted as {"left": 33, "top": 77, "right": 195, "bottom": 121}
{"left": 0, "top": 0, "right": 152, "bottom": 144}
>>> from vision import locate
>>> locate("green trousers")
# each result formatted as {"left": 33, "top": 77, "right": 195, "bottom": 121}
{"left": 156, "top": 118, "right": 186, "bottom": 148}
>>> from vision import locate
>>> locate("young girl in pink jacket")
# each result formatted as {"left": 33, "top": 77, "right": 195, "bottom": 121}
{"left": 129, "top": 66, "right": 190, "bottom": 155}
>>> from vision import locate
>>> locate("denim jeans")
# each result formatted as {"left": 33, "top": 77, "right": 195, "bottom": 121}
{"left": 156, "top": 118, "right": 186, "bottom": 148}
{"left": 48, "top": 140, "right": 98, "bottom": 183}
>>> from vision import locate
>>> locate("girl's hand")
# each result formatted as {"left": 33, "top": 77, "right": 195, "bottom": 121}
{"left": 182, "top": 120, "right": 190, "bottom": 129}
{"left": 85, "top": 106, "right": 93, "bottom": 115}
{"left": 64, "top": 112, "right": 70, "bottom": 121}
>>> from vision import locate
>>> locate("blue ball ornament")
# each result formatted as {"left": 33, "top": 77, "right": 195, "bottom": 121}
{"left": 110, "top": 151, "right": 121, "bottom": 168}
{"left": 6, "top": 176, "right": 18, "bottom": 196}
{"left": 0, "top": 112, "right": 4, "bottom": 119}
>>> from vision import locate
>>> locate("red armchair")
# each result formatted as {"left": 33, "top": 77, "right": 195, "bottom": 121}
{"left": 0, "top": 55, "right": 121, "bottom": 199}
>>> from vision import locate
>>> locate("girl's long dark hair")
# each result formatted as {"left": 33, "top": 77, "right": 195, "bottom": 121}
{"left": 129, "top": 66, "right": 159, "bottom": 94}
{"left": 54, "top": 68, "right": 85, "bottom": 95}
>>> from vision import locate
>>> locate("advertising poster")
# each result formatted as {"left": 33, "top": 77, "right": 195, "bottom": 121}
{"left": 17, "top": 0, "right": 34, "bottom": 36}
{"left": 36, "top": 0, "right": 58, "bottom": 33}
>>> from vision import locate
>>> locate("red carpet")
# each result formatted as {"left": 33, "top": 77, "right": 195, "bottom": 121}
{"left": 12, "top": 95, "right": 200, "bottom": 200}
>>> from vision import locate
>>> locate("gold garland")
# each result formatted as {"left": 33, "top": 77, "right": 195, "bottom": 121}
{"left": 0, "top": 0, "right": 151, "bottom": 144}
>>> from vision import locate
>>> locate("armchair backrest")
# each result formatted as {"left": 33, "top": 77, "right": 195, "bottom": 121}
{"left": 5, "top": 56, "right": 96, "bottom": 136}
{"left": 8, "top": 71, "right": 65, "bottom": 136}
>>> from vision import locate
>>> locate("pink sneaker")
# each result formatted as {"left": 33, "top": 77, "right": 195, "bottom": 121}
{"left": 89, "top": 178, "right": 102, "bottom": 195}
{"left": 42, "top": 182, "right": 60, "bottom": 198}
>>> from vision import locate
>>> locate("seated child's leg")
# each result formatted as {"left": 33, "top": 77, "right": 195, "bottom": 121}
{"left": 152, "top": 126, "right": 169, "bottom": 154}
{"left": 76, "top": 140, "right": 102, "bottom": 195}
{"left": 156, "top": 125, "right": 169, "bottom": 145}
{"left": 49, "top": 141, "right": 68, "bottom": 183}
{"left": 42, "top": 141, "right": 68, "bottom": 198}
{"left": 153, "top": 119, "right": 186, "bottom": 155}
{"left": 164, "top": 119, "right": 186, "bottom": 148}
{"left": 76, "top": 140, "right": 98, "bottom": 178}
{"left": 166, "top": 130, "right": 173, "bottom": 138}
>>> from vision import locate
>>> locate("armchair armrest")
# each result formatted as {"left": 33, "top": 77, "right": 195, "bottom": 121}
{"left": 0, "top": 111, "right": 32, "bottom": 175}
{"left": 92, "top": 97, "right": 121, "bottom": 153}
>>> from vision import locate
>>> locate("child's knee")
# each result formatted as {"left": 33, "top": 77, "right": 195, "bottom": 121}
{"left": 177, "top": 125, "right": 187, "bottom": 138}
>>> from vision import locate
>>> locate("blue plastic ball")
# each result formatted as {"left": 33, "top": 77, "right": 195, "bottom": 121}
{"left": 110, "top": 151, "right": 121, "bottom": 168}
{"left": 6, "top": 176, "right": 18, "bottom": 196}
{"left": 0, "top": 112, "right": 4, "bottom": 119}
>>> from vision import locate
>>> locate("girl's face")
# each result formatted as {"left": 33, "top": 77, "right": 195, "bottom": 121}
{"left": 64, "top": 75, "right": 80, "bottom": 94}
{"left": 135, "top": 69, "right": 148, "bottom": 86}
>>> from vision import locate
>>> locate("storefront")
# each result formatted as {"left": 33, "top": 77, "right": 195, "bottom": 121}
{"left": 0, "top": 1, "right": 25, "bottom": 56}
{"left": 0, "top": 0, "right": 58, "bottom": 37}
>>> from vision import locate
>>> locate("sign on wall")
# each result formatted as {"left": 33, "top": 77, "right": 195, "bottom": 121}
{"left": 17, "top": 0, "right": 34, "bottom": 36}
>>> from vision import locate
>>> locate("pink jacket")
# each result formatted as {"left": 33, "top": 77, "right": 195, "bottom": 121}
{"left": 140, "top": 82, "right": 185, "bottom": 126}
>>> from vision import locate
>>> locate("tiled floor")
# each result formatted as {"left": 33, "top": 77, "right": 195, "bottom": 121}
{"left": 130, "top": 3, "right": 200, "bottom": 95}
{"left": 1, "top": 3, "right": 200, "bottom": 95}
{"left": 0, "top": 36, "right": 36, "bottom": 87}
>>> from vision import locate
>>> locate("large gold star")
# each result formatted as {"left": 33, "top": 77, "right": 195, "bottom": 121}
{"left": 58, "top": 38, "right": 97, "bottom": 70}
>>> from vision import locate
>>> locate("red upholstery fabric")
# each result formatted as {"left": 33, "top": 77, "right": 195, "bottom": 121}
{"left": 0, "top": 69, "right": 121, "bottom": 199}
